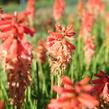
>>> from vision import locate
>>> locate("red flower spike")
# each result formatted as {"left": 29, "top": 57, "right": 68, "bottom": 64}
{"left": 0, "top": 11, "right": 34, "bottom": 109}
{"left": 47, "top": 24, "right": 75, "bottom": 72}
{"left": 48, "top": 76, "right": 99, "bottom": 109}
{"left": 80, "top": 12, "right": 94, "bottom": 40}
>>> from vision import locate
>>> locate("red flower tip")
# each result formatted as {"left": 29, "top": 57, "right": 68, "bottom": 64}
{"left": 65, "top": 25, "right": 76, "bottom": 37}
{"left": 62, "top": 76, "right": 73, "bottom": 86}
{"left": 79, "top": 76, "right": 90, "bottom": 85}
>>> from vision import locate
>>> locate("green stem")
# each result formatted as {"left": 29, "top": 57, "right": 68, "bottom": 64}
{"left": 36, "top": 62, "right": 40, "bottom": 99}
{"left": 57, "top": 69, "right": 62, "bottom": 98}
{"left": 50, "top": 74, "right": 53, "bottom": 97}
{"left": 38, "top": 61, "right": 47, "bottom": 95}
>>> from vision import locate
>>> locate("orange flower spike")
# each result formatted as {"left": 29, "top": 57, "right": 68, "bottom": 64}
{"left": 77, "top": 0, "right": 85, "bottom": 17}
{"left": 53, "top": 0, "right": 65, "bottom": 21}
{"left": 26, "top": 0, "right": 35, "bottom": 18}
{"left": 80, "top": 12, "right": 94, "bottom": 40}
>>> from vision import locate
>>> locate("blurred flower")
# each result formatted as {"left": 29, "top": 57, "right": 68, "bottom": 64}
{"left": 47, "top": 24, "right": 75, "bottom": 73}
{"left": 68, "top": 15, "right": 75, "bottom": 27}
{"left": 48, "top": 76, "right": 99, "bottom": 109}
{"left": 35, "top": 39, "right": 47, "bottom": 64}
{"left": 77, "top": 0, "right": 85, "bottom": 18}
{"left": 80, "top": 12, "right": 94, "bottom": 40}
{"left": 92, "top": 71, "right": 109, "bottom": 102}
{"left": 53, "top": 0, "right": 65, "bottom": 21}
{"left": 0, "top": 100, "right": 5, "bottom": 109}
{"left": 84, "top": 37, "right": 95, "bottom": 67}
{"left": 26, "top": 0, "right": 35, "bottom": 27}
{"left": 26, "top": 0, "right": 35, "bottom": 19}
{"left": 87, "top": 0, "right": 105, "bottom": 16}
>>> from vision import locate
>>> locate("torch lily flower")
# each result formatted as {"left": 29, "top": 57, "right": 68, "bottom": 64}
{"left": 0, "top": 11, "right": 34, "bottom": 108}
{"left": 48, "top": 76, "right": 99, "bottom": 109}
{"left": 47, "top": 24, "right": 75, "bottom": 73}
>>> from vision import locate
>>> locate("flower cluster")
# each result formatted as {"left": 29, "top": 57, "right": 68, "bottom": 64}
{"left": 47, "top": 24, "right": 75, "bottom": 74}
{"left": 79, "top": 11, "right": 95, "bottom": 66}
{"left": 53, "top": 0, "right": 65, "bottom": 21}
{"left": 0, "top": 12, "right": 34, "bottom": 60}
{"left": 48, "top": 76, "right": 99, "bottom": 109}
{"left": 0, "top": 11, "right": 34, "bottom": 108}
{"left": 80, "top": 12, "right": 94, "bottom": 40}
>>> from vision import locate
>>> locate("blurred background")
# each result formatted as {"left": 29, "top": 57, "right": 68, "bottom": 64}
{"left": 0, "top": 0, "right": 78, "bottom": 12}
